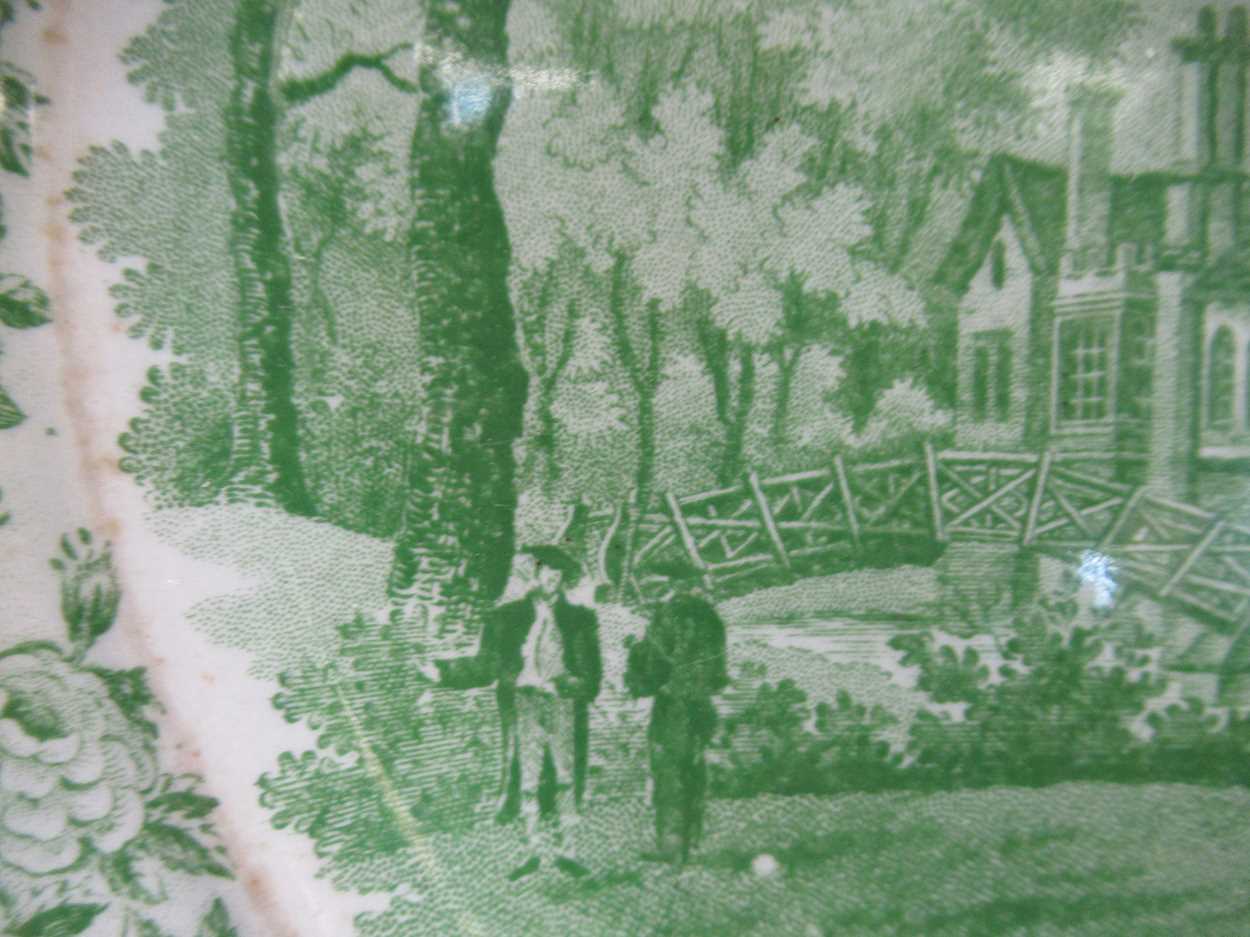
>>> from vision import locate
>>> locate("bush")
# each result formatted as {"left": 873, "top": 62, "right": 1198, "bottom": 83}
{"left": 893, "top": 594, "right": 1183, "bottom": 790}
{"left": 709, "top": 679, "right": 905, "bottom": 798}
{"left": 1143, "top": 699, "right": 1250, "bottom": 787}
{"left": 713, "top": 595, "right": 1250, "bottom": 799}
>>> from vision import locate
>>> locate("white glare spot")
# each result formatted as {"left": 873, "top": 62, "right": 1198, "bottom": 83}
{"left": 1077, "top": 550, "right": 1117, "bottom": 610}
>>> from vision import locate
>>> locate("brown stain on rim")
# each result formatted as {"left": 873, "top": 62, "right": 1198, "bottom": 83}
{"left": 40, "top": 4, "right": 303, "bottom": 936}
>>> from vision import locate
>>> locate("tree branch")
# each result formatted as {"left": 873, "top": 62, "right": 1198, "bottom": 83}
{"left": 696, "top": 313, "right": 731, "bottom": 428}
{"left": 280, "top": 43, "right": 418, "bottom": 105}
{"left": 607, "top": 251, "right": 645, "bottom": 397}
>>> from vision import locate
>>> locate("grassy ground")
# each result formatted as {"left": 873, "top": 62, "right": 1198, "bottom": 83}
{"left": 351, "top": 783, "right": 1250, "bottom": 937}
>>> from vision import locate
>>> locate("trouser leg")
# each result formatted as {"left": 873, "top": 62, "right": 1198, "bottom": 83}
{"left": 515, "top": 690, "right": 548, "bottom": 853}
{"left": 649, "top": 703, "right": 685, "bottom": 857}
{"left": 518, "top": 690, "right": 579, "bottom": 861}
{"left": 495, "top": 710, "right": 520, "bottom": 825}
{"left": 651, "top": 749, "right": 681, "bottom": 854}
{"left": 545, "top": 696, "right": 578, "bottom": 854}
{"left": 681, "top": 741, "right": 707, "bottom": 859}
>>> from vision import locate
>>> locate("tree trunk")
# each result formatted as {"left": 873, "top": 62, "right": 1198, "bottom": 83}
{"left": 694, "top": 309, "right": 756, "bottom": 485}
{"left": 536, "top": 299, "right": 578, "bottom": 495}
{"left": 718, "top": 343, "right": 756, "bottom": 485}
{"left": 535, "top": 372, "right": 559, "bottom": 491}
{"left": 624, "top": 314, "right": 660, "bottom": 597}
{"left": 389, "top": 0, "right": 527, "bottom": 636}
{"left": 607, "top": 253, "right": 662, "bottom": 597}
{"left": 771, "top": 346, "right": 798, "bottom": 450}
{"left": 222, "top": 0, "right": 314, "bottom": 516}
{"left": 309, "top": 226, "right": 338, "bottom": 345}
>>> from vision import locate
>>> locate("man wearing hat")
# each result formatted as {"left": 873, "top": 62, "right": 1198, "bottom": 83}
{"left": 625, "top": 558, "right": 729, "bottom": 864}
{"left": 418, "top": 545, "right": 601, "bottom": 881}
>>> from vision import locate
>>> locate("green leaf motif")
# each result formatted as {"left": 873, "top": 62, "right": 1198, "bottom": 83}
{"left": 146, "top": 790, "right": 219, "bottom": 821}
{"left": 0, "top": 64, "right": 41, "bottom": 177}
{"left": 0, "top": 2, "right": 40, "bottom": 34}
{"left": 10, "top": 904, "right": 107, "bottom": 937}
{"left": 88, "top": 666, "right": 158, "bottom": 735}
{"left": 136, "top": 919, "right": 175, "bottom": 937}
{"left": 195, "top": 899, "right": 237, "bottom": 937}
{"left": 0, "top": 382, "right": 22, "bottom": 429}
{"left": 101, "top": 846, "right": 166, "bottom": 905}
{"left": 0, "top": 273, "right": 50, "bottom": 328}
{"left": 134, "top": 821, "right": 231, "bottom": 879}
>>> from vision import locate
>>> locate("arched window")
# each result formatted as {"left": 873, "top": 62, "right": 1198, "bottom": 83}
{"left": 1207, "top": 326, "right": 1235, "bottom": 430}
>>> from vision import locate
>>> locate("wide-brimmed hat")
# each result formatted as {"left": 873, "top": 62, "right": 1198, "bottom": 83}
{"left": 523, "top": 545, "right": 582, "bottom": 583}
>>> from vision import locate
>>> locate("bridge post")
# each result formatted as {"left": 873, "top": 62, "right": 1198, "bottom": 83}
{"left": 832, "top": 454, "right": 861, "bottom": 551}
{"left": 747, "top": 470, "right": 793, "bottom": 572}
{"left": 924, "top": 443, "right": 948, "bottom": 542}
{"left": 1021, "top": 448, "right": 1054, "bottom": 546}
{"left": 931, "top": 445, "right": 1043, "bottom": 615}
{"left": 664, "top": 491, "right": 715, "bottom": 592}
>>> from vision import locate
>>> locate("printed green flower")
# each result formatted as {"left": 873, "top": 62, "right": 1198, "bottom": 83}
{"left": 0, "top": 645, "right": 157, "bottom": 875}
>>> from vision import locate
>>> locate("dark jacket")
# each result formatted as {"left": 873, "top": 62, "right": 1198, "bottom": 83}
{"left": 434, "top": 594, "right": 602, "bottom": 811}
{"left": 625, "top": 593, "right": 729, "bottom": 702}
{"left": 435, "top": 595, "right": 602, "bottom": 700}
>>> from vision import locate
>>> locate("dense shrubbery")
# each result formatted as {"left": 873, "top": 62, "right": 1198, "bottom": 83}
{"left": 710, "top": 679, "right": 904, "bottom": 798}
{"left": 710, "top": 595, "right": 1250, "bottom": 797}
{"left": 893, "top": 596, "right": 1164, "bottom": 789}
{"left": 1143, "top": 698, "right": 1250, "bottom": 787}
{"left": 262, "top": 595, "right": 1250, "bottom": 867}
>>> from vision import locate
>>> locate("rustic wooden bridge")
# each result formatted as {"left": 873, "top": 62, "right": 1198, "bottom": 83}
{"left": 588, "top": 446, "right": 1250, "bottom": 631}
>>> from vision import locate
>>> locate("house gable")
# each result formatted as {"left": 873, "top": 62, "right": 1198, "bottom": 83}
{"left": 934, "top": 155, "right": 1066, "bottom": 297}
{"left": 953, "top": 214, "right": 1034, "bottom": 450}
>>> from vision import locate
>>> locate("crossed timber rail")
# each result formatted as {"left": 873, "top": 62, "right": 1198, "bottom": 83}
{"left": 592, "top": 446, "right": 1250, "bottom": 630}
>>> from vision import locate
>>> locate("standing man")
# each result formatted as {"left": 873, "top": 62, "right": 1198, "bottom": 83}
{"left": 418, "top": 546, "right": 601, "bottom": 881}
{"left": 625, "top": 559, "right": 730, "bottom": 864}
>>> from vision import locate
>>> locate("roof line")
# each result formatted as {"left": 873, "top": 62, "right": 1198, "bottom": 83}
{"left": 1001, "top": 160, "right": 1052, "bottom": 276}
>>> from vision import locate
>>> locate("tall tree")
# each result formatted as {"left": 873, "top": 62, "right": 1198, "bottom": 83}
{"left": 222, "top": 0, "right": 415, "bottom": 515}
{"left": 221, "top": 0, "right": 312, "bottom": 513}
{"left": 596, "top": 86, "right": 720, "bottom": 580}
{"left": 388, "top": 1, "right": 529, "bottom": 635}
{"left": 513, "top": 236, "right": 585, "bottom": 494}
{"left": 501, "top": 82, "right": 721, "bottom": 588}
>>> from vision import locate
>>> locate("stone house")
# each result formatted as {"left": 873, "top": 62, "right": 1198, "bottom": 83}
{"left": 930, "top": 6, "right": 1250, "bottom": 701}
{"left": 934, "top": 6, "right": 1250, "bottom": 525}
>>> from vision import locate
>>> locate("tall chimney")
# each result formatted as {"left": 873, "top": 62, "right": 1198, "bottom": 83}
{"left": 1174, "top": 6, "right": 1218, "bottom": 170}
{"left": 1064, "top": 84, "right": 1121, "bottom": 274}
{"left": 1216, "top": 7, "right": 1247, "bottom": 167}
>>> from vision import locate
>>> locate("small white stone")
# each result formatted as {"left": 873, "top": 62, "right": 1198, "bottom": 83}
{"left": 751, "top": 853, "right": 780, "bottom": 878}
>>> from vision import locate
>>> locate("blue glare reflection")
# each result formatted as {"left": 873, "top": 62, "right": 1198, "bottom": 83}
{"left": 448, "top": 77, "right": 493, "bottom": 127}
{"left": 1077, "top": 550, "right": 1117, "bottom": 610}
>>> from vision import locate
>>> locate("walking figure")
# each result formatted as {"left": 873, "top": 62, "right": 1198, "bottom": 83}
{"left": 625, "top": 559, "right": 729, "bottom": 864}
{"left": 419, "top": 546, "right": 601, "bottom": 881}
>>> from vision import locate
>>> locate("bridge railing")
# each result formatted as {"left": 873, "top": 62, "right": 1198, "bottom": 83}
{"left": 585, "top": 446, "right": 1250, "bottom": 631}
